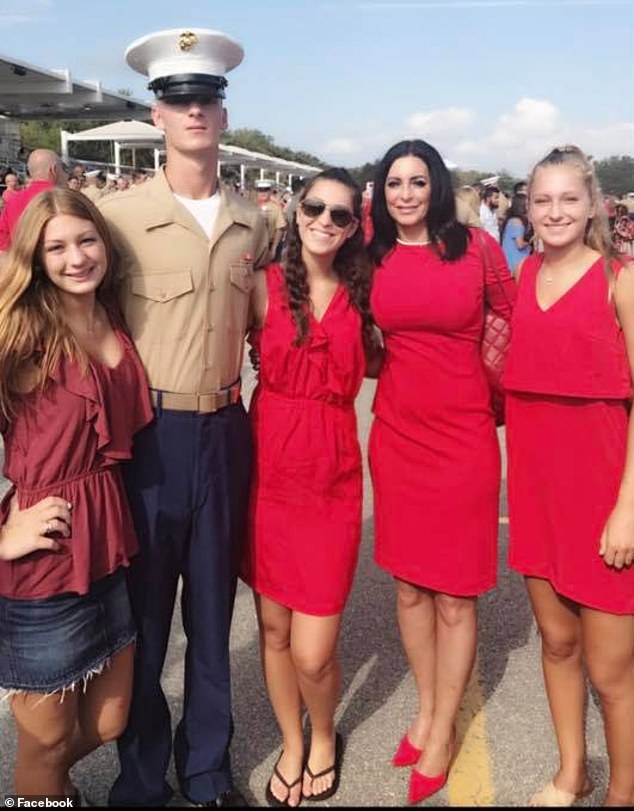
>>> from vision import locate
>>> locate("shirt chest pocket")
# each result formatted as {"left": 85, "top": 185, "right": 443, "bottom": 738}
{"left": 127, "top": 270, "right": 194, "bottom": 343}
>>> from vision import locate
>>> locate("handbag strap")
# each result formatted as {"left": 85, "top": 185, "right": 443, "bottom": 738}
{"left": 475, "top": 228, "right": 513, "bottom": 312}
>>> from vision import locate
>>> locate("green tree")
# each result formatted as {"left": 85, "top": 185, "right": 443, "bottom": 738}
{"left": 593, "top": 155, "right": 634, "bottom": 195}
{"left": 20, "top": 119, "right": 116, "bottom": 163}
{"left": 221, "top": 128, "right": 325, "bottom": 167}
{"left": 347, "top": 161, "right": 379, "bottom": 186}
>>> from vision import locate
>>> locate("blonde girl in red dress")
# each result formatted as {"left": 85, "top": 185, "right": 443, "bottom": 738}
{"left": 0, "top": 189, "right": 152, "bottom": 800}
{"left": 504, "top": 146, "right": 634, "bottom": 807}
{"left": 241, "top": 168, "right": 377, "bottom": 806}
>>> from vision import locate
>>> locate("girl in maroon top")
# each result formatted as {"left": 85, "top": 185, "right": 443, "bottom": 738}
{"left": 0, "top": 189, "right": 152, "bottom": 800}
{"left": 505, "top": 146, "right": 634, "bottom": 807}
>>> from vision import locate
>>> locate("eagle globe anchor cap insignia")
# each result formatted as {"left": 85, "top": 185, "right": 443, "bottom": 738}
{"left": 179, "top": 30, "right": 198, "bottom": 51}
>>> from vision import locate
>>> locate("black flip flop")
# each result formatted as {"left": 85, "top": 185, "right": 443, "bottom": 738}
{"left": 304, "top": 733, "right": 344, "bottom": 802}
{"left": 265, "top": 752, "right": 303, "bottom": 807}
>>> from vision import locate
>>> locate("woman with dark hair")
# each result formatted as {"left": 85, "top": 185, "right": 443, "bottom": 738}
{"left": 0, "top": 189, "right": 152, "bottom": 798}
{"left": 241, "top": 167, "right": 377, "bottom": 806}
{"left": 368, "top": 140, "right": 515, "bottom": 804}
{"left": 501, "top": 193, "right": 532, "bottom": 274}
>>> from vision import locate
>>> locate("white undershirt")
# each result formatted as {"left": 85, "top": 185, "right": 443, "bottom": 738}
{"left": 174, "top": 191, "right": 221, "bottom": 238}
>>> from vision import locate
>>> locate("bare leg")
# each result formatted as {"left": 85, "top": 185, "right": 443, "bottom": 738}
{"left": 12, "top": 689, "right": 79, "bottom": 795}
{"left": 64, "top": 644, "right": 135, "bottom": 771}
{"left": 582, "top": 607, "right": 634, "bottom": 806}
{"left": 292, "top": 611, "right": 342, "bottom": 799}
{"left": 255, "top": 594, "right": 304, "bottom": 807}
{"left": 395, "top": 579, "right": 436, "bottom": 749}
{"left": 526, "top": 577, "right": 590, "bottom": 797}
{"left": 415, "top": 593, "right": 476, "bottom": 777}
{"left": 12, "top": 644, "right": 135, "bottom": 796}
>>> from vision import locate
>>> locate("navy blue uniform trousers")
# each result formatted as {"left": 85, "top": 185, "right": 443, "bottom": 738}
{"left": 109, "top": 401, "right": 252, "bottom": 806}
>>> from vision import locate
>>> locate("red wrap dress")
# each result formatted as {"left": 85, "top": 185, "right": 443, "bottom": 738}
{"left": 240, "top": 264, "right": 364, "bottom": 615}
{"left": 369, "top": 233, "right": 515, "bottom": 596}
{"left": 0, "top": 327, "right": 153, "bottom": 600}
{"left": 504, "top": 254, "right": 634, "bottom": 614}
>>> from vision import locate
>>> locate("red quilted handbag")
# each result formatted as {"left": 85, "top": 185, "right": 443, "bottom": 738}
{"left": 477, "top": 231, "right": 512, "bottom": 426}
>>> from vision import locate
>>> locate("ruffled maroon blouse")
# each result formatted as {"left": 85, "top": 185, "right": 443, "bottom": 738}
{"left": 0, "top": 327, "right": 153, "bottom": 599}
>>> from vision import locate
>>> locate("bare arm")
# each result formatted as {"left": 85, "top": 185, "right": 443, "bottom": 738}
{"left": 509, "top": 218, "right": 532, "bottom": 250}
{"left": 249, "top": 268, "right": 269, "bottom": 331}
{"left": 599, "top": 261, "right": 634, "bottom": 568}
{"left": 479, "top": 229, "right": 517, "bottom": 319}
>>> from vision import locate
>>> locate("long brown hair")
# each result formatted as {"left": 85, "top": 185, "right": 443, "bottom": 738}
{"left": 0, "top": 189, "right": 119, "bottom": 420}
{"left": 282, "top": 167, "right": 375, "bottom": 349}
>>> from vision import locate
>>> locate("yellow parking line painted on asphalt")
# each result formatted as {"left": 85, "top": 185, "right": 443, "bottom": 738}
{"left": 447, "top": 659, "right": 494, "bottom": 806}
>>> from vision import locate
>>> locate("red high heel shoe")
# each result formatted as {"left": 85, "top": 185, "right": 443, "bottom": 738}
{"left": 392, "top": 734, "right": 423, "bottom": 768}
{"left": 408, "top": 768, "right": 448, "bottom": 804}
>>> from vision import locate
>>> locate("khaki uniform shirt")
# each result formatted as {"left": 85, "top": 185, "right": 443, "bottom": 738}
{"left": 258, "top": 200, "right": 286, "bottom": 247}
{"left": 82, "top": 185, "right": 108, "bottom": 203}
{"left": 455, "top": 197, "right": 481, "bottom": 227}
{"left": 98, "top": 168, "right": 269, "bottom": 395}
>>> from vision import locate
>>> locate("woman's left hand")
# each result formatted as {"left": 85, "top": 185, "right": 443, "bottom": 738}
{"left": 599, "top": 503, "right": 634, "bottom": 569}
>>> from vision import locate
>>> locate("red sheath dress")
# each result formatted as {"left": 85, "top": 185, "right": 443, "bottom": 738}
{"left": 504, "top": 254, "right": 634, "bottom": 614}
{"left": 240, "top": 264, "right": 364, "bottom": 615}
{"left": 0, "top": 327, "right": 153, "bottom": 600}
{"left": 369, "top": 233, "right": 515, "bottom": 595}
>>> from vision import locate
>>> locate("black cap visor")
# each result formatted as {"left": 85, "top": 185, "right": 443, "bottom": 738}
{"left": 148, "top": 73, "right": 228, "bottom": 100}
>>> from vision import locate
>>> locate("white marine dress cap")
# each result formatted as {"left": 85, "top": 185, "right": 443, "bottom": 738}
{"left": 125, "top": 27, "right": 244, "bottom": 99}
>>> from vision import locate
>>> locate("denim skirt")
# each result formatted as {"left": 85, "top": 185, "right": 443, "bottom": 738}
{"left": 0, "top": 568, "right": 136, "bottom": 694}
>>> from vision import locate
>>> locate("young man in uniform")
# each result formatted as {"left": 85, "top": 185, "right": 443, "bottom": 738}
{"left": 99, "top": 27, "right": 268, "bottom": 807}
{"left": 255, "top": 178, "right": 286, "bottom": 261}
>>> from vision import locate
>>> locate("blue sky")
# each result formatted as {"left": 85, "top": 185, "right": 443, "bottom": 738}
{"left": 2, "top": 0, "right": 633, "bottom": 175}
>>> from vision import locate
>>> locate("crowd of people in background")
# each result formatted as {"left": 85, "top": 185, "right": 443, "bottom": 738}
{"left": 2, "top": 160, "right": 633, "bottom": 263}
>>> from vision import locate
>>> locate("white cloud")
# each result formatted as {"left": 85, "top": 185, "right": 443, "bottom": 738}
{"left": 358, "top": 1, "right": 625, "bottom": 7}
{"left": 0, "top": 16, "right": 38, "bottom": 25}
{"left": 0, "top": 0, "right": 51, "bottom": 27}
{"left": 405, "top": 107, "right": 475, "bottom": 137}
{"left": 579, "top": 122, "right": 634, "bottom": 160}
{"left": 464, "top": 97, "right": 569, "bottom": 169}
{"left": 317, "top": 97, "right": 633, "bottom": 175}
{"left": 321, "top": 138, "right": 359, "bottom": 155}
{"left": 490, "top": 98, "right": 562, "bottom": 144}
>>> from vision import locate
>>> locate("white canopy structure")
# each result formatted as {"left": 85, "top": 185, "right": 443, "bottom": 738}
{"left": 61, "top": 120, "right": 322, "bottom": 185}
{"left": 61, "top": 121, "right": 164, "bottom": 172}
{"left": 0, "top": 53, "right": 151, "bottom": 122}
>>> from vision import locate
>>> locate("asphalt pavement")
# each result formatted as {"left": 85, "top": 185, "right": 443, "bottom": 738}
{"left": 0, "top": 369, "right": 607, "bottom": 807}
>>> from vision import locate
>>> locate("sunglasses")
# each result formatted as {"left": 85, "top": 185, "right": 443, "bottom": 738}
{"left": 299, "top": 198, "right": 356, "bottom": 229}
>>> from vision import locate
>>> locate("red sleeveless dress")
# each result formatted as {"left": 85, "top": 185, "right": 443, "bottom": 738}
{"left": 240, "top": 264, "right": 365, "bottom": 615}
{"left": 504, "top": 254, "right": 634, "bottom": 614}
{"left": 0, "top": 326, "right": 153, "bottom": 600}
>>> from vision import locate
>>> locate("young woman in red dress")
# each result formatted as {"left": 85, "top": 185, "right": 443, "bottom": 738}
{"left": 368, "top": 139, "right": 515, "bottom": 804}
{"left": 241, "top": 168, "right": 377, "bottom": 806}
{"left": 0, "top": 189, "right": 152, "bottom": 799}
{"left": 504, "top": 146, "right": 634, "bottom": 807}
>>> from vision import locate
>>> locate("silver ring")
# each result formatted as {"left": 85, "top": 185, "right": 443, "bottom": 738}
{"left": 46, "top": 519, "right": 53, "bottom": 534}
